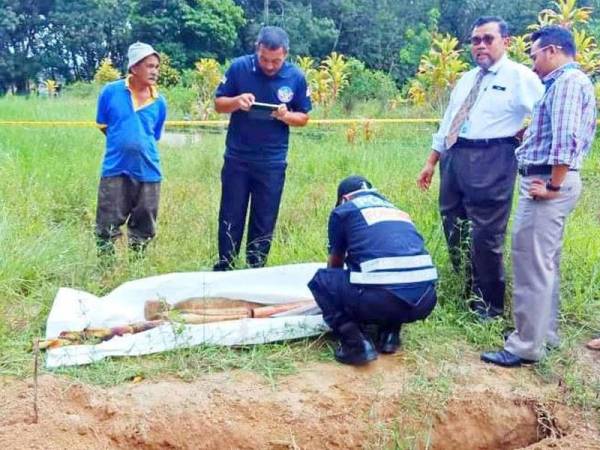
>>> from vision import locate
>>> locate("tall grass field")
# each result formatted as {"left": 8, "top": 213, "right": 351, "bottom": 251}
{"left": 0, "top": 95, "right": 598, "bottom": 409}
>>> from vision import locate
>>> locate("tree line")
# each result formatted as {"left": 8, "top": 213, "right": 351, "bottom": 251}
{"left": 2, "top": 0, "right": 599, "bottom": 94}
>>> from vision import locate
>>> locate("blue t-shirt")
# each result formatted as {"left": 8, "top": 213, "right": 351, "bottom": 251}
{"left": 96, "top": 79, "right": 167, "bottom": 182}
{"left": 215, "top": 54, "right": 312, "bottom": 162}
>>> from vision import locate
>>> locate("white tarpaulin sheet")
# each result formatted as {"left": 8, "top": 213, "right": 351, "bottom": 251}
{"left": 45, "top": 263, "right": 327, "bottom": 368}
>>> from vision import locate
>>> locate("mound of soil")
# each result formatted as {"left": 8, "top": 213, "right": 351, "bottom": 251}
{"left": 1, "top": 354, "right": 598, "bottom": 449}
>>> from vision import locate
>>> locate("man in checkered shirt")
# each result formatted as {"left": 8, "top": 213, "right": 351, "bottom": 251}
{"left": 482, "top": 26, "right": 596, "bottom": 367}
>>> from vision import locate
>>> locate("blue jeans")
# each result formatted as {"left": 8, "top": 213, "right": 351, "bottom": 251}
{"left": 308, "top": 268, "right": 437, "bottom": 333}
{"left": 216, "top": 155, "right": 287, "bottom": 269}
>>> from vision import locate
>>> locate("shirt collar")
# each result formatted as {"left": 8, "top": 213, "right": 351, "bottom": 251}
{"left": 542, "top": 61, "right": 580, "bottom": 85}
{"left": 344, "top": 188, "right": 379, "bottom": 201}
{"left": 125, "top": 75, "right": 158, "bottom": 99}
{"left": 480, "top": 53, "right": 507, "bottom": 75}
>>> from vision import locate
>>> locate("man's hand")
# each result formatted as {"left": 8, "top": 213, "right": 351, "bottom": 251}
{"left": 529, "top": 178, "right": 560, "bottom": 200}
{"left": 236, "top": 93, "right": 255, "bottom": 111}
{"left": 417, "top": 151, "right": 440, "bottom": 191}
{"left": 417, "top": 163, "right": 435, "bottom": 191}
{"left": 271, "top": 103, "right": 289, "bottom": 121}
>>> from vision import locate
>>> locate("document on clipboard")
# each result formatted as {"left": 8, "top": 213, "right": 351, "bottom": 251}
{"left": 248, "top": 101, "right": 280, "bottom": 120}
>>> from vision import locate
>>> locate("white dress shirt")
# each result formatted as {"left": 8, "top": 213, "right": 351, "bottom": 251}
{"left": 432, "top": 55, "right": 544, "bottom": 153}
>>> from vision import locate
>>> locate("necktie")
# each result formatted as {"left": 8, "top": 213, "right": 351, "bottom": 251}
{"left": 445, "top": 69, "right": 487, "bottom": 149}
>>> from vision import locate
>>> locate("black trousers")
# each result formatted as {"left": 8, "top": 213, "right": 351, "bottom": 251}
{"left": 308, "top": 268, "right": 437, "bottom": 333}
{"left": 95, "top": 175, "right": 160, "bottom": 249}
{"left": 216, "top": 155, "right": 287, "bottom": 269}
{"left": 439, "top": 141, "right": 517, "bottom": 316}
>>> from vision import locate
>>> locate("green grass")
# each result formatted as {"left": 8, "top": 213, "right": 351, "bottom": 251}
{"left": 0, "top": 94, "right": 599, "bottom": 423}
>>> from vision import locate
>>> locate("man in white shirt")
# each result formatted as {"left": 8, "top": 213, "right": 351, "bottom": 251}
{"left": 417, "top": 16, "right": 544, "bottom": 320}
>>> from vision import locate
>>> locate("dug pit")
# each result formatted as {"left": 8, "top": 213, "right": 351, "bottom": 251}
{"left": 0, "top": 356, "right": 597, "bottom": 449}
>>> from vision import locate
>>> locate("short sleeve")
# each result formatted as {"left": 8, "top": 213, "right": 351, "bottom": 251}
{"left": 215, "top": 63, "right": 238, "bottom": 98}
{"left": 517, "top": 68, "right": 544, "bottom": 114}
{"left": 327, "top": 211, "right": 346, "bottom": 256}
{"left": 290, "top": 73, "right": 312, "bottom": 113}
{"left": 154, "top": 98, "right": 167, "bottom": 141}
{"left": 96, "top": 85, "right": 110, "bottom": 127}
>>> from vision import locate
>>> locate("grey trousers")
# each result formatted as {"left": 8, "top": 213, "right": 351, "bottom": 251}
{"left": 505, "top": 171, "right": 582, "bottom": 361}
{"left": 95, "top": 175, "right": 161, "bottom": 249}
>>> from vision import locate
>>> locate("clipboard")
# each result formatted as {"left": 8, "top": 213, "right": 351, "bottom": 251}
{"left": 248, "top": 101, "right": 280, "bottom": 120}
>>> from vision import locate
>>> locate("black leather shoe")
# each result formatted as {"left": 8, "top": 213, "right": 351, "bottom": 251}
{"left": 503, "top": 330, "right": 558, "bottom": 352}
{"left": 334, "top": 338, "right": 377, "bottom": 365}
{"left": 480, "top": 350, "right": 535, "bottom": 367}
{"left": 213, "top": 261, "right": 233, "bottom": 271}
{"left": 377, "top": 330, "right": 401, "bottom": 354}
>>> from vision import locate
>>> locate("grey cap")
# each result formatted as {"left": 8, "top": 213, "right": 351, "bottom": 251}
{"left": 127, "top": 42, "right": 159, "bottom": 69}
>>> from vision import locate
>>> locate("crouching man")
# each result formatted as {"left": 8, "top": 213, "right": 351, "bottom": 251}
{"left": 308, "top": 176, "right": 438, "bottom": 365}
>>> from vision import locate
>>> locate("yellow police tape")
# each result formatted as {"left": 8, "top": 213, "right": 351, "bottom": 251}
{"left": 0, "top": 118, "right": 441, "bottom": 128}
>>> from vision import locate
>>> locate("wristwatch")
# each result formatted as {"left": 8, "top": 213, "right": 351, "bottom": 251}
{"left": 546, "top": 181, "right": 561, "bottom": 192}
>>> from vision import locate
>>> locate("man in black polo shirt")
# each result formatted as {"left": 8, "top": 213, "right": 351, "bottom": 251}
{"left": 213, "top": 26, "right": 311, "bottom": 270}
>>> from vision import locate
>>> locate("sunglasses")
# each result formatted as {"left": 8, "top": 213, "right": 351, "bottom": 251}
{"left": 470, "top": 34, "right": 498, "bottom": 46}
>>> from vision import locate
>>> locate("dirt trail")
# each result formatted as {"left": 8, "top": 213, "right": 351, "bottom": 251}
{"left": 1, "top": 352, "right": 598, "bottom": 449}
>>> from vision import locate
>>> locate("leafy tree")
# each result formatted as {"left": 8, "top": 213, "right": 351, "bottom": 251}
{"left": 44, "top": 0, "right": 133, "bottom": 82}
{"left": 0, "top": 0, "right": 53, "bottom": 94}
{"left": 130, "top": 0, "right": 245, "bottom": 68}
{"left": 397, "top": 8, "right": 440, "bottom": 85}
{"left": 437, "top": 0, "right": 547, "bottom": 43}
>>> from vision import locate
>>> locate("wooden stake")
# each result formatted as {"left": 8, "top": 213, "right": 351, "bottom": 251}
{"left": 33, "top": 337, "right": 39, "bottom": 424}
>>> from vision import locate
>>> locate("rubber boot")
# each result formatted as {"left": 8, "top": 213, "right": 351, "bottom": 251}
{"left": 377, "top": 325, "right": 401, "bottom": 354}
{"left": 334, "top": 322, "right": 377, "bottom": 365}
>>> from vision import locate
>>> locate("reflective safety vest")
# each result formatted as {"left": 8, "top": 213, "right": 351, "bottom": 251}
{"left": 330, "top": 190, "right": 437, "bottom": 288}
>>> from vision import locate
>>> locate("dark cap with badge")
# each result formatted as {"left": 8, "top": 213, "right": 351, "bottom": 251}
{"left": 336, "top": 175, "right": 373, "bottom": 206}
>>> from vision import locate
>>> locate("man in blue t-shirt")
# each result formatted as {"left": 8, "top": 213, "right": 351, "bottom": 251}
{"left": 213, "top": 26, "right": 312, "bottom": 270}
{"left": 308, "top": 176, "right": 438, "bottom": 365}
{"left": 95, "top": 42, "right": 167, "bottom": 257}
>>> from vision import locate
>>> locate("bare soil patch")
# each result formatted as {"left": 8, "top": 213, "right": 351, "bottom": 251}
{"left": 1, "top": 354, "right": 598, "bottom": 449}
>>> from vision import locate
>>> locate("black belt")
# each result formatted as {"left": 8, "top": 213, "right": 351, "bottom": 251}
{"left": 454, "top": 137, "right": 519, "bottom": 148}
{"left": 518, "top": 164, "right": 579, "bottom": 176}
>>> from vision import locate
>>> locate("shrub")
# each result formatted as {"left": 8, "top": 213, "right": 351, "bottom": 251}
{"left": 158, "top": 53, "right": 181, "bottom": 88}
{"left": 340, "top": 58, "right": 398, "bottom": 113}
{"left": 407, "top": 33, "right": 468, "bottom": 110}
{"left": 320, "top": 52, "right": 350, "bottom": 104}
{"left": 192, "top": 58, "right": 223, "bottom": 120}
{"left": 508, "top": 36, "right": 530, "bottom": 65}
{"left": 527, "top": 0, "right": 600, "bottom": 76}
{"left": 161, "top": 85, "right": 198, "bottom": 118}
{"left": 93, "top": 58, "right": 120, "bottom": 84}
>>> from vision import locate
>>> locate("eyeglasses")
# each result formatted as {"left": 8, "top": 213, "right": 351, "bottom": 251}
{"left": 529, "top": 44, "right": 562, "bottom": 62}
{"left": 470, "top": 34, "right": 497, "bottom": 46}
